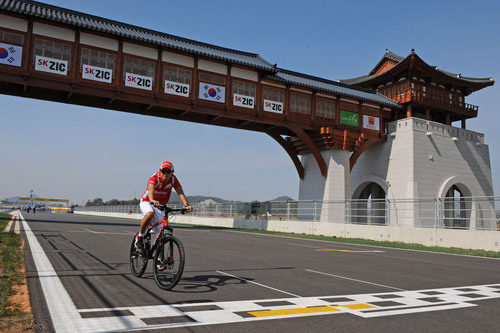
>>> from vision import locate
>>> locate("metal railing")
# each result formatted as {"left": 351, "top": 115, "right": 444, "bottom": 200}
{"left": 75, "top": 196, "right": 500, "bottom": 231}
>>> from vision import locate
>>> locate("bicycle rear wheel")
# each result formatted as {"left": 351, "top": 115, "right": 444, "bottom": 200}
{"left": 129, "top": 233, "right": 148, "bottom": 277}
{"left": 153, "top": 235, "right": 185, "bottom": 290}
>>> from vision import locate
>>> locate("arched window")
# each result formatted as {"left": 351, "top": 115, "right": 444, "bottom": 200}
{"left": 443, "top": 185, "right": 471, "bottom": 229}
{"left": 352, "top": 182, "right": 387, "bottom": 225}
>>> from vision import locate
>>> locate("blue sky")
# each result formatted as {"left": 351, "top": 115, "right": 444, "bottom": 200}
{"left": 1, "top": 0, "right": 499, "bottom": 204}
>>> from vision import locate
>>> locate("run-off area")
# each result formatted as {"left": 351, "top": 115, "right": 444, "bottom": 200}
{"left": 19, "top": 211, "right": 500, "bottom": 332}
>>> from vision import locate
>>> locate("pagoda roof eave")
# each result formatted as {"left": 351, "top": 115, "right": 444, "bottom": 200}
{"left": 368, "top": 50, "right": 405, "bottom": 76}
{"left": 340, "top": 51, "right": 495, "bottom": 93}
{"left": 340, "top": 55, "right": 411, "bottom": 86}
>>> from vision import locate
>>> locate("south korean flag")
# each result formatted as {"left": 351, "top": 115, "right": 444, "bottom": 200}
{"left": 0, "top": 42, "right": 23, "bottom": 67}
{"left": 199, "top": 82, "right": 225, "bottom": 103}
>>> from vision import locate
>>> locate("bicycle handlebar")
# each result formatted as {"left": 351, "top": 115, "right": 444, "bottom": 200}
{"left": 151, "top": 203, "right": 189, "bottom": 214}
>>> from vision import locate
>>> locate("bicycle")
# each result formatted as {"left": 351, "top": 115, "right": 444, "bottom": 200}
{"left": 129, "top": 205, "right": 188, "bottom": 290}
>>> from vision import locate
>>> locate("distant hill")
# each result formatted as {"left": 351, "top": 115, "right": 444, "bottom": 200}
{"left": 31, "top": 193, "right": 296, "bottom": 207}
{"left": 169, "top": 193, "right": 235, "bottom": 204}
{"left": 169, "top": 193, "right": 294, "bottom": 204}
{"left": 270, "top": 196, "right": 294, "bottom": 202}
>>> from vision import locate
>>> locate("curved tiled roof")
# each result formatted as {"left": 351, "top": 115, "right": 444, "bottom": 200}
{"left": 383, "top": 50, "right": 405, "bottom": 63}
{"left": 367, "top": 49, "right": 405, "bottom": 76}
{"left": 0, "top": 0, "right": 275, "bottom": 71}
{"left": 0, "top": 0, "right": 401, "bottom": 108}
{"left": 340, "top": 49, "right": 494, "bottom": 86}
{"left": 434, "top": 67, "right": 493, "bottom": 83}
{"left": 271, "top": 69, "right": 400, "bottom": 108}
{"left": 339, "top": 74, "right": 376, "bottom": 85}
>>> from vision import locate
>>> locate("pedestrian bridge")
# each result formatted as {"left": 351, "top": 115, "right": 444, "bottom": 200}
{"left": 0, "top": 0, "right": 400, "bottom": 178}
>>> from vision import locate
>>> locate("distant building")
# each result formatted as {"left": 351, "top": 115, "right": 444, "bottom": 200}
{"left": 195, "top": 199, "right": 219, "bottom": 207}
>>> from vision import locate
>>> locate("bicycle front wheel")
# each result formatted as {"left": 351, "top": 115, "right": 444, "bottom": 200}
{"left": 130, "top": 233, "right": 148, "bottom": 277}
{"left": 153, "top": 235, "right": 185, "bottom": 290}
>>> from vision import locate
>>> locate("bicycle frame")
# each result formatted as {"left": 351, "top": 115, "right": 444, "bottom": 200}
{"left": 145, "top": 218, "right": 172, "bottom": 258}
{"left": 130, "top": 204, "right": 188, "bottom": 289}
{"left": 144, "top": 205, "right": 186, "bottom": 258}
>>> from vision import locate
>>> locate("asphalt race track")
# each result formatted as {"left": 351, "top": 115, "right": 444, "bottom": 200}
{"left": 19, "top": 211, "right": 500, "bottom": 332}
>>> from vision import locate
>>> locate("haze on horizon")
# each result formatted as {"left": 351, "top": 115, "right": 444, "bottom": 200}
{"left": 1, "top": 0, "right": 499, "bottom": 205}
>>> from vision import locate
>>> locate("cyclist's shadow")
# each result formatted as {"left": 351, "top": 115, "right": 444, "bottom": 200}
{"left": 170, "top": 273, "right": 253, "bottom": 293}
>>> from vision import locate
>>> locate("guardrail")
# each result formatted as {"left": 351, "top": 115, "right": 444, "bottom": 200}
{"left": 75, "top": 196, "right": 500, "bottom": 231}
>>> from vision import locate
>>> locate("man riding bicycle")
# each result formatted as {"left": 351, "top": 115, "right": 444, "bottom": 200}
{"left": 135, "top": 161, "right": 192, "bottom": 251}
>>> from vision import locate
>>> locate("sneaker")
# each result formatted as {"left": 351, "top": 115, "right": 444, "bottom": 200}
{"left": 156, "top": 260, "right": 166, "bottom": 271}
{"left": 135, "top": 235, "right": 144, "bottom": 251}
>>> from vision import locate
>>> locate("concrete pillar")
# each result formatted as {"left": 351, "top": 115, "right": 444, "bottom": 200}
{"left": 298, "top": 150, "right": 350, "bottom": 223}
{"left": 469, "top": 201, "right": 476, "bottom": 230}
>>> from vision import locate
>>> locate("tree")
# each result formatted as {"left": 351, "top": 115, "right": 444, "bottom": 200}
{"left": 85, "top": 198, "right": 104, "bottom": 206}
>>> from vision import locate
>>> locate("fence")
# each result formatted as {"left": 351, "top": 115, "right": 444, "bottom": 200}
{"left": 75, "top": 196, "right": 500, "bottom": 231}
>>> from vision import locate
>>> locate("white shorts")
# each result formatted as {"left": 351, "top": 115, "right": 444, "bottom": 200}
{"left": 139, "top": 201, "right": 165, "bottom": 234}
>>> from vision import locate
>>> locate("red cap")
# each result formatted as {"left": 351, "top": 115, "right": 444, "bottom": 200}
{"left": 160, "top": 161, "right": 174, "bottom": 172}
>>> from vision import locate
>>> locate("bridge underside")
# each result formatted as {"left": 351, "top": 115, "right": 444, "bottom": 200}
{"left": 1, "top": 72, "right": 385, "bottom": 179}
{"left": 0, "top": 74, "right": 295, "bottom": 136}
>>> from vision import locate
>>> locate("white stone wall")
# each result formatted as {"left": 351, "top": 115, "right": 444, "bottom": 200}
{"left": 298, "top": 150, "right": 349, "bottom": 223}
{"left": 299, "top": 150, "right": 350, "bottom": 202}
{"left": 351, "top": 117, "right": 494, "bottom": 228}
{"left": 299, "top": 118, "right": 494, "bottom": 228}
{"left": 352, "top": 118, "right": 493, "bottom": 199}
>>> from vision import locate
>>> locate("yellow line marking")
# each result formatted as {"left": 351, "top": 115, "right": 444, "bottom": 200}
{"left": 249, "top": 306, "right": 339, "bottom": 317}
{"left": 314, "top": 249, "right": 350, "bottom": 252}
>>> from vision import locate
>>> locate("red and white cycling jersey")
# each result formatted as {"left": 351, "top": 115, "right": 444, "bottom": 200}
{"left": 141, "top": 172, "right": 181, "bottom": 205}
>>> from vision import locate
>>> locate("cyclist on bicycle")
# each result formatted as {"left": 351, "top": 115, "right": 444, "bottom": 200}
{"left": 135, "top": 161, "right": 192, "bottom": 251}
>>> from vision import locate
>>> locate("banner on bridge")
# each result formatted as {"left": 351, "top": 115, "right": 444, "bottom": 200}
{"left": 199, "top": 82, "right": 225, "bottom": 103}
{"left": 0, "top": 42, "right": 22, "bottom": 67}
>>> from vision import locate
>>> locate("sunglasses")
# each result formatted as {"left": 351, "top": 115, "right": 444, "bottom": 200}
{"left": 161, "top": 168, "right": 173, "bottom": 174}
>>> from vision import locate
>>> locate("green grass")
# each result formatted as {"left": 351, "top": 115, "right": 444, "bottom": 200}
{"left": 0, "top": 211, "right": 33, "bottom": 330}
{"left": 172, "top": 222, "right": 500, "bottom": 258}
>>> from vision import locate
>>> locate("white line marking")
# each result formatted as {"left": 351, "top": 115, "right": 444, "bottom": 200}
{"left": 82, "top": 228, "right": 131, "bottom": 235}
{"left": 359, "top": 302, "right": 475, "bottom": 318}
{"left": 13, "top": 217, "right": 20, "bottom": 234}
{"left": 20, "top": 212, "right": 149, "bottom": 332}
{"left": 306, "top": 269, "right": 407, "bottom": 291}
{"left": 5, "top": 219, "right": 13, "bottom": 232}
{"left": 74, "top": 283, "right": 500, "bottom": 331}
{"left": 222, "top": 229, "right": 500, "bottom": 260}
{"left": 288, "top": 242, "right": 384, "bottom": 252}
{"left": 83, "top": 228, "right": 104, "bottom": 234}
{"left": 246, "top": 238, "right": 385, "bottom": 253}
{"left": 20, "top": 211, "right": 89, "bottom": 331}
{"left": 314, "top": 249, "right": 385, "bottom": 253}
{"left": 216, "top": 270, "right": 302, "bottom": 298}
